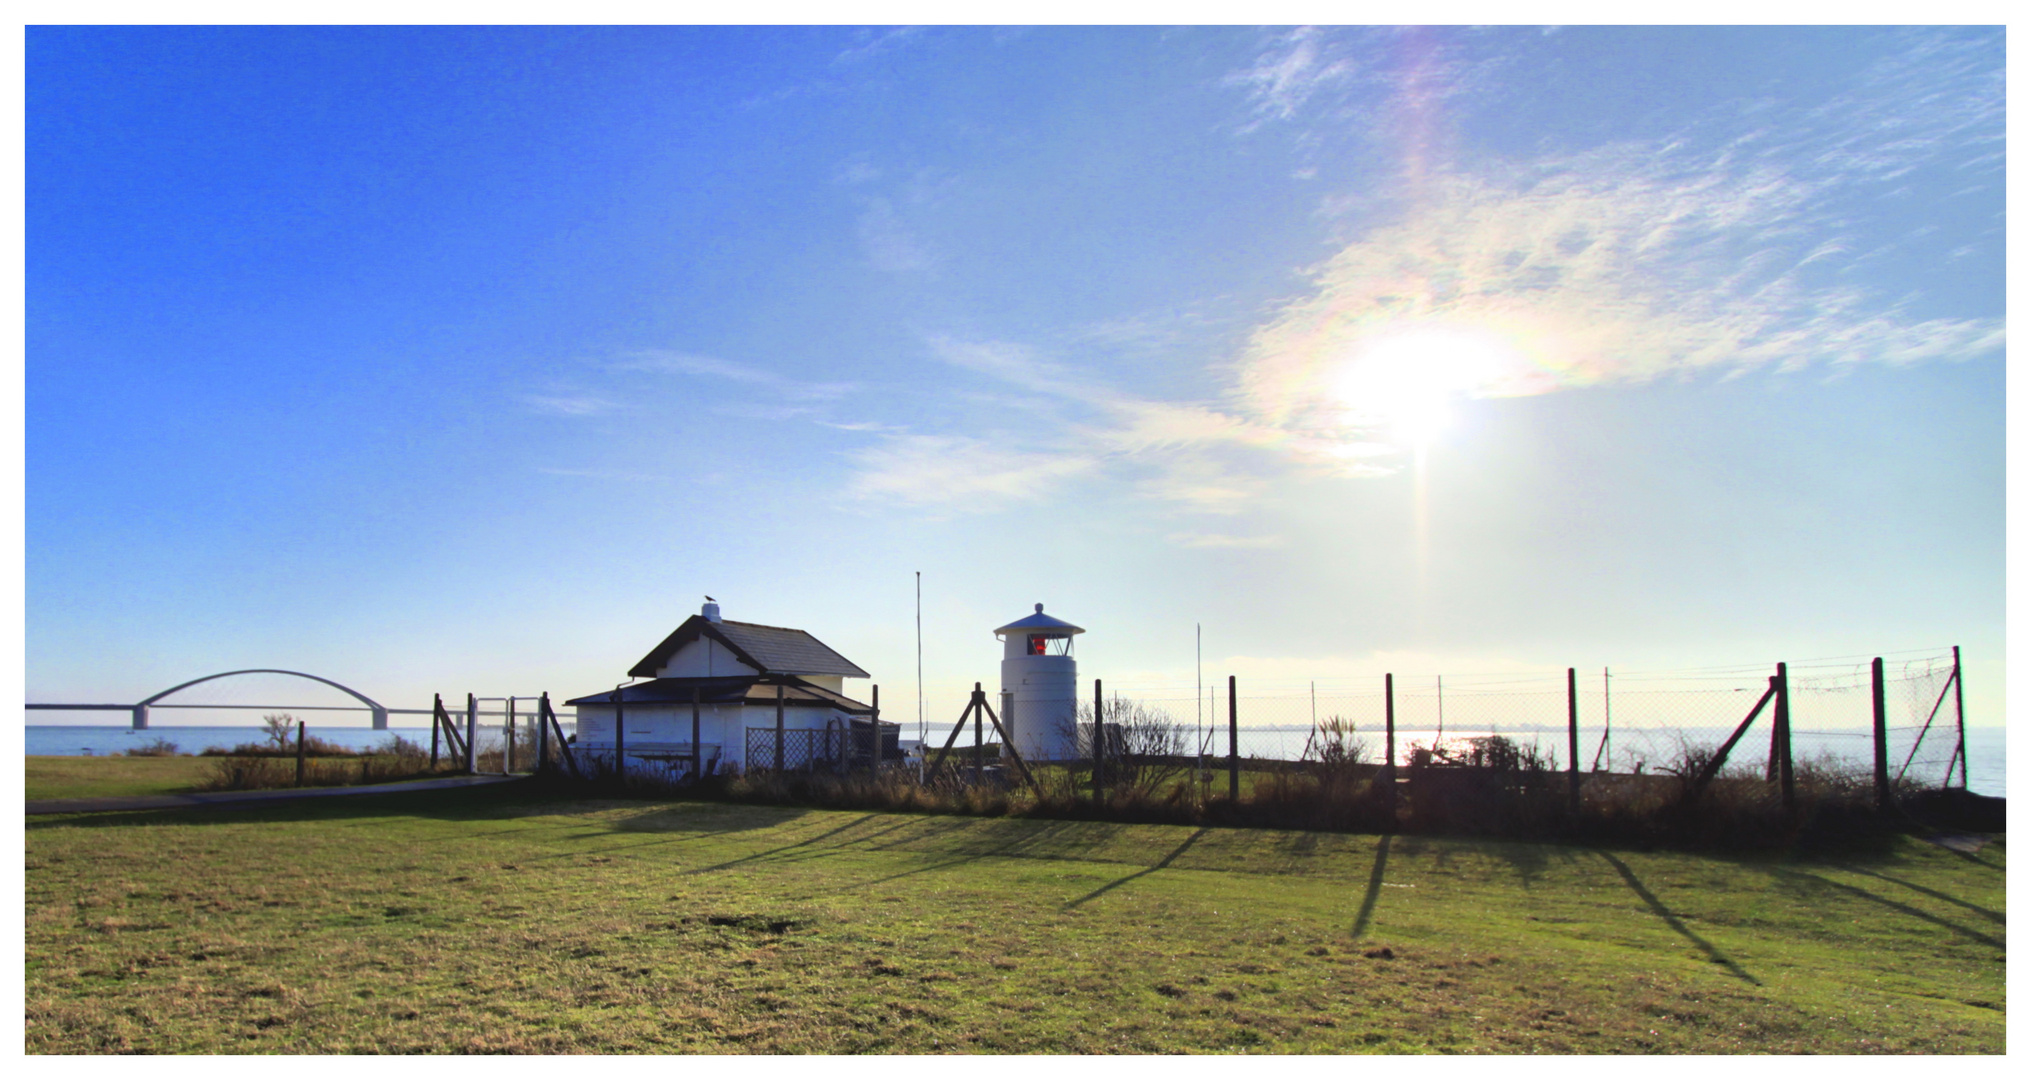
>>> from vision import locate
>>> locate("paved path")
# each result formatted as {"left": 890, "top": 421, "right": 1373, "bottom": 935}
{"left": 26, "top": 774, "right": 525, "bottom": 815}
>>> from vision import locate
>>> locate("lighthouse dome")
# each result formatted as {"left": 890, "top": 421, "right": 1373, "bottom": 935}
{"left": 994, "top": 603, "right": 1085, "bottom": 637}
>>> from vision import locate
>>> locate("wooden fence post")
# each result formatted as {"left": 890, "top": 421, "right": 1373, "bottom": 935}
{"left": 431, "top": 693, "right": 442, "bottom": 769}
{"left": 973, "top": 684, "right": 984, "bottom": 787}
{"left": 1227, "top": 675, "right": 1239, "bottom": 802}
{"left": 1872, "top": 658, "right": 1890, "bottom": 809}
{"left": 1384, "top": 673, "right": 1397, "bottom": 825}
{"left": 536, "top": 691, "right": 550, "bottom": 772}
{"left": 869, "top": 684, "right": 880, "bottom": 771}
{"left": 505, "top": 697, "right": 516, "bottom": 775}
{"left": 774, "top": 681, "right": 786, "bottom": 773}
{"left": 1566, "top": 667, "right": 1580, "bottom": 812}
{"left": 1775, "top": 663, "right": 1794, "bottom": 810}
{"left": 541, "top": 694, "right": 581, "bottom": 780}
{"left": 692, "top": 685, "right": 703, "bottom": 779}
{"left": 465, "top": 693, "right": 478, "bottom": 775}
{"left": 1952, "top": 646, "right": 1968, "bottom": 789}
{"left": 615, "top": 686, "right": 628, "bottom": 779}
{"left": 295, "top": 720, "right": 306, "bottom": 787}
{"left": 1093, "top": 678, "right": 1104, "bottom": 801}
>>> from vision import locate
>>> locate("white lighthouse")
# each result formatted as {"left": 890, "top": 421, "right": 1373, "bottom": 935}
{"left": 995, "top": 603, "right": 1085, "bottom": 762}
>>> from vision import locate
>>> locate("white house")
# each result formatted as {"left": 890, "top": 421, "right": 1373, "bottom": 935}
{"left": 567, "top": 601, "right": 893, "bottom": 776}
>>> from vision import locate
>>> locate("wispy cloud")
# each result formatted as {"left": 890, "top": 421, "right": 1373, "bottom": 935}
{"left": 858, "top": 197, "right": 936, "bottom": 272}
{"left": 847, "top": 29, "right": 2000, "bottom": 519}
{"left": 844, "top": 434, "right": 1093, "bottom": 509}
{"left": 1234, "top": 147, "right": 2003, "bottom": 450}
{"left": 1167, "top": 531, "right": 1285, "bottom": 549}
{"left": 536, "top": 466, "right": 674, "bottom": 483}
{"left": 833, "top": 26, "right": 926, "bottom": 67}
{"left": 616, "top": 349, "right": 856, "bottom": 401}
{"left": 522, "top": 393, "right": 621, "bottom": 416}
{"left": 1225, "top": 27, "right": 1355, "bottom": 127}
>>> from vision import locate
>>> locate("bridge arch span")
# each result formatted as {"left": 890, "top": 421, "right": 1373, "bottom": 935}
{"left": 132, "top": 669, "right": 389, "bottom": 731}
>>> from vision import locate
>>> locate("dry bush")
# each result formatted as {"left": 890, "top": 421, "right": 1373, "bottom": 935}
{"left": 1074, "top": 695, "right": 1190, "bottom": 798}
{"left": 524, "top": 716, "right": 1918, "bottom": 855}
{"left": 124, "top": 737, "right": 182, "bottom": 757}
{"left": 194, "top": 750, "right": 440, "bottom": 792}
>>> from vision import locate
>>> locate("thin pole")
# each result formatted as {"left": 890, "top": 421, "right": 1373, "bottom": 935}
{"left": 1384, "top": 673, "right": 1397, "bottom": 824}
{"left": 430, "top": 693, "right": 441, "bottom": 769}
{"left": 1566, "top": 667, "right": 1580, "bottom": 812}
{"left": 915, "top": 572, "right": 924, "bottom": 761}
{"left": 1092, "top": 677, "right": 1104, "bottom": 800}
{"left": 505, "top": 697, "right": 516, "bottom": 774}
{"left": 466, "top": 693, "right": 478, "bottom": 775}
{"left": 1384, "top": 673, "right": 1396, "bottom": 774}
{"left": 1871, "top": 657, "right": 1890, "bottom": 809}
{"left": 692, "top": 685, "right": 702, "bottom": 779}
{"left": 870, "top": 684, "right": 880, "bottom": 770}
{"left": 1195, "top": 623, "right": 1204, "bottom": 785}
{"left": 295, "top": 719, "right": 306, "bottom": 787}
{"left": 613, "top": 685, "right": 625, "bottom": 778}
{"left": 1227, "top": 675, "right": 1239, "bottom": 801}
{"left": 973, "top": 683, "right": 984, "bottom": 787}
{"left": 775, "top": 681, "right": 786, "bottom": 772}
{"left": 1952, "top": 646, "right": 1967, "bottom": 789}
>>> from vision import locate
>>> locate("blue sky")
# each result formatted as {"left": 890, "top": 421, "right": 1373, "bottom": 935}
{"left": 25, "top": 26, "right": 2005, "bottom": 732}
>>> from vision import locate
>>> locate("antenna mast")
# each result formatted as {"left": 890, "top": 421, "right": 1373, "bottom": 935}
{"left": 916, "top": 572, "right": 925, "bottom": 758}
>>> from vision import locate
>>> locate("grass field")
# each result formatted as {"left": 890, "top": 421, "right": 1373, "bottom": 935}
{"left": 26, "top": 755, "right": 219, "bottom": 800}
{"left": 24, "top": 784, "right": 2004, "bottom": 1053}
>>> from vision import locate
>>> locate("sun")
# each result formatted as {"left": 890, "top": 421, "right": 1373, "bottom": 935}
{"left": 1329, "top": 324, "right": 1520, "bottom": 447}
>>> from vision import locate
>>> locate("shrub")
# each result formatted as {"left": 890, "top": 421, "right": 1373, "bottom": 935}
{"left": 124, "top": 737, "right": 182, "bottom": 757}
{"left": 520, "top": 697, "right": 1929, "bottom": 856}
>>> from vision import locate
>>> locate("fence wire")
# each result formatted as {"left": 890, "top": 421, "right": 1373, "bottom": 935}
{"left": 1098, "top": 651, "right": 1968, "bottom": 790}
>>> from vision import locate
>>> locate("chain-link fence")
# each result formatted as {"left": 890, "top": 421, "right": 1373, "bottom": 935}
{"left": 745, "top": 726, "right": 887, "bottom": 772}
{"left": 1096, "top": 648, "right": 1972, "bottom": 792}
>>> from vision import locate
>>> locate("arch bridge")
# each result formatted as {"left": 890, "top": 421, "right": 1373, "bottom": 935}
{"left": 26, "top": 669, "right": 390, "bottom": 730}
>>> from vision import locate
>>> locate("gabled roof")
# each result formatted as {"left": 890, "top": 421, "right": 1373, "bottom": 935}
{"left": 628, "top": 616, "right": 870, "bottom": 679}
{"left": 565, "top": 675, "right": 879, "bottom": 717}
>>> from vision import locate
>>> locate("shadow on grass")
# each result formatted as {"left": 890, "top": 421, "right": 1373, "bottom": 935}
{"left": 1771, "top": 867, "right": 2005, "bottom": 950}
{"left": 685, "top": 813, "right": 886, "bottom": 875}
{"left": 1066, "top": 827, "right": 1209, "bottom": 909}
{"left": 1596, "top": 850, "right": 1761, "bottom": 986}
{"left": 1830, "top": 862, "right": 2005, "bottom": 924}
{"left": 1931, "top": 842, "right": 2006, "bottom": 873}
{"left": 831, "top": 820, "right": 1099, "bottom": 896}
{"left": 1351, "top": 834, "right": 1391, "bottom": 940}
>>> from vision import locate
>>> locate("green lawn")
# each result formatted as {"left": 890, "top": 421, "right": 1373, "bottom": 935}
{"left": 25, "top": 755, "right": 219, "bottom": 800}
{"left": 24, "top": 785, "right": 2004, "bottom": 1053}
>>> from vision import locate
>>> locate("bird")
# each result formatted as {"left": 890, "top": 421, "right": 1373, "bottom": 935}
{"left": 705, "top": 595, "right": 716, "bottom": 602}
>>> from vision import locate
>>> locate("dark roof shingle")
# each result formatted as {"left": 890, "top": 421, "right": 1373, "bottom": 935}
{"left": 628, "top": 616, "right": 869, "bottom": 679}
{"left": 565, "top": 674, "right": 875, "bottom": 715}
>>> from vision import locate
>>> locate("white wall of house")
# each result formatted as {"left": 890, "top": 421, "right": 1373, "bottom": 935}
{"left": 573, "top": 700, "right": 854, "bottom": 772}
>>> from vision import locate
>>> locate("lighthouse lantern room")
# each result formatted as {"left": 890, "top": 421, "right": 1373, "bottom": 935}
{"left": 994, "top": 603, "right": 1085, "bottom": 762}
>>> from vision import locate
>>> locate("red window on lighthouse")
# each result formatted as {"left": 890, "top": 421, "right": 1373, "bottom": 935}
{"left": 1028, "top": 634, "right": 1048, "bottom": 655}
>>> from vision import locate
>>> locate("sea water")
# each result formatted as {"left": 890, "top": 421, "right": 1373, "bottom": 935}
{"left": 26, "top": 721, "right": 2002, "bottom": 797}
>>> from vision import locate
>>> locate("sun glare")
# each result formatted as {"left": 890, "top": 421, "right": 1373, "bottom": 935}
{"left": 1330, "top": 324, "right": 1521, "bottom": 447}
